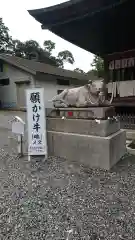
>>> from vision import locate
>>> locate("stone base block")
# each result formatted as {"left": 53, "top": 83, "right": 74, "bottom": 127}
{"left": 47, "top": 130, "right": 126, "bottom": 170}
{"left": 48, "top": 106, "right": 115, "bottom": 120}
{"left": 47, "top": 118, "right": 120, "bottom": 137}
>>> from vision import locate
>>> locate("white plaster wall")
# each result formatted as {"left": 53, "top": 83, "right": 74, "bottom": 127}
{"left": 0, "top": 64, "right": 34, "bottom": 108}
{"left": 35, "top": 77, "right": 73, "bottom": 108}
{"left": 0, "top": 63, "right": 85, "bottom": 108}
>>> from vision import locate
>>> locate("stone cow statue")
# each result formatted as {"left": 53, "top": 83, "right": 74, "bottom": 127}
{"left": 51, "top": 80, "right": 109, "bottom": 108}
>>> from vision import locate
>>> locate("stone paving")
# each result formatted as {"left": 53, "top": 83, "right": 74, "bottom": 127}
{"left": 0, "top": 111, "right": 134, "bottom": 239}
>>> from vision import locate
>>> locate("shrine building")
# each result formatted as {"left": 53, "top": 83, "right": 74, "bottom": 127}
{"left": 28, "top": 0, "right": 135, "bottom": 127}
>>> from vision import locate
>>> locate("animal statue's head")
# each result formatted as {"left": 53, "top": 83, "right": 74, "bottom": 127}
{"left": 85, "top": 80, "right": 100, "bottom": 95}
{"left": 86, "top": 79, "right": 106, "bottom": 96}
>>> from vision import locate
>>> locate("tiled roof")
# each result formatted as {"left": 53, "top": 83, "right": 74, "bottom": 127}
{"left": 0, "top": 54, "right": 90, "bottom": 81}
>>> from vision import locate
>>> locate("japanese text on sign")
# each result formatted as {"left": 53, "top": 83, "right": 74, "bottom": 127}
{"left": 31, "top": 92, "right": 42, "bottom": 145}
{"left": 26, "top": 88, "right": 47, "bottom": 156}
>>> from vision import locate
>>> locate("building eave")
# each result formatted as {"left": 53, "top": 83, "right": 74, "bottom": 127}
{"left": 0, "top": 55, "right": 36, "bottom": 75}
{"left": 28, "top": 0, "right": 122, "bottom": 27}
{"left": 0, "top": 54, "right": 91, "bottom": 81}
{"left": 28, "top": 0, "right": 134, "bottom": 56}
{"left": 36, "top": 70, "right": 90, "bottom": 82}
{"left": 28, "top": 0, "right": 76, "bottom": 16}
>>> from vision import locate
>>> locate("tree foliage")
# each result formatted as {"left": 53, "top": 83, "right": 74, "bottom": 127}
{"left": 74, "top": 68, "right": 85, "bottom": 74}
{"left": 0, "top": 18, "right": 12, "bottom": 53}
{"left": 12, "top": 38, "right": 75, "bottom": 68}
{"left": 90, "top": 55, "right": 104, "bottom": 77}
{"left": 57, "top": 50, "right": 75, "bottom": 67}
{"left": 43, "top": 40, "right": 55, "bottom": 55}
{"left": 12, "top": 40, "right": 43, "bottom": 59}
{"left": 0, "top": 18, "right": 85, "bottom": 70}
{"left": 12, "top": 40, "right": 25, "bottom": 57}
{"left": 43, "top": 44, "right": 75, "bottom": 68}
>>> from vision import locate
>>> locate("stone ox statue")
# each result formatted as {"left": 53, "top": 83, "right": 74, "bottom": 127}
{"left": 51, "top": 80, "right": 109, "bottom": 108}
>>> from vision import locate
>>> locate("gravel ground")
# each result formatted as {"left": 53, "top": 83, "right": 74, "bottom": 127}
{"left": 0, "top": 147, "right": 135, "bottom": 240}
{"left": 0, "top": 111, "right": 135, "bottom": 239}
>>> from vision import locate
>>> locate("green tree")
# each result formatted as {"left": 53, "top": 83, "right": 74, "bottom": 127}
{"left": 12, "top": 40, "right": 25, "bottom": 57}
{"left": 43, "top": 40, "right": 55, "bottom": 55}
{"left": 0, "top": 18, "right": 13, "bottom": 53}
{"left": 74, "top": 68, "right": 85, "bottom": 74}
{"left": 57, "top": 50, "right": 75, "bottom": 68}
{"left": 23, "top": 40, "right": 40, "bottom": 57}
{"left": 0, "top": 18, "right": 76, "bottom": 69}
{"left": 13, "top": 40, "right": 41, "bottom": 59}
{"left": 43, "top": 41, "right": 75, "bottom": 68}
{"left": 12, "top": 39, "right": 57, "bottom": 66}
{"left": 90, "top": 55, "right": 104, "bottom": 77}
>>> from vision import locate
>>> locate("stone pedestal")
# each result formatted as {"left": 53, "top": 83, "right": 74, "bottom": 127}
{"left": 48, "top": 106, "right": 115, "bottom": 119}
{"left": 47, "top": 107, "right": 126, "bottom": 170}
{"left": 47, "top": 118, "right": 120, "bottom": 137}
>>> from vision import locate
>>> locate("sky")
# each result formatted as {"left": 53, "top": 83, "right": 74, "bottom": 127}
{"left": 0, "top": 0, "right": 94, "bottom": 72}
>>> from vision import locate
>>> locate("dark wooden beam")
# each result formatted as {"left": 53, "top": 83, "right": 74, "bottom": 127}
{"left": 28, "top": 0, "right": 133, "bottom": 55}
